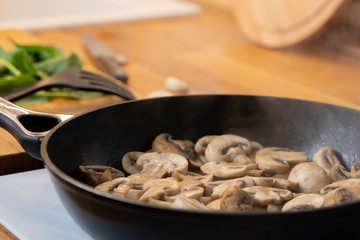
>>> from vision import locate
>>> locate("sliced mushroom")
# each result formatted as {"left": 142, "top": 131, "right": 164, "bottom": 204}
{"left": 148, "top": 198, "right": 173, "bottom": 208}
{"left": 232, "top": 154, "right": 254, "bottom": 164}
{"left": 152, "top": 133, "right": 195, "bottom": 160}
{"left": 211, "top": 177, "right": 255, "bottom": 199}
{"left": 288, "top": 162, "right": 330, "bottom": 193}
{"left": 320, "top": 178, "right": 360, "bottom": 195}
{"left": 255, "top": 147, "right": 307, "bottom": 174}
{"left": 179, "top": 176, "right": 205, "bottom": 191}
{"left": 207, "top": 198, "right": 222, "bottom": 210}
{"left": 312, "top": 146, "right": 341, "bottom": 174}
{"left": 79, "top": 165, "right": 125, "bottom": 186}
{"left": 167, "top": 187, "right": 204, "bottom": 201}
{"left": 94, "top": 177, "right": 132, "bottom": 197}
{"left": 205, "top": 134, "right": 251, "bottom": 162}
{"left": 329, "top": 162, "right": 360, "bottom": 182}
{"left": 200, "top": 161, "right": 258, "bottom": 178}
{"left": 243, "top": 186, "right": 293, "bottom": 206}
{"left": 282, "top": 194, "right": 324, "bottom": 212}
{"left": 137, "top": 152, "right": 188, "bottom": 178}
{"left": 220, "top": 186, "right": 254, "bottom": 212}
{"left": 127, "top": 173, "right": 156, "bottom": 190}
{"left": 323, "top": 187, "right": 360, "bottom": 207}
{"left": 139, "top": 178, "right": 179, "bottom": 202}
{"left": 121, "top": 151, "right": 144, "bottom": 175}
{"left": 188, "top": 155, "right": 207, "bottom": 168}
{"left": 247, "top": 141, "right": 263, "bottom": 161}
{"left": 171, "top": 195, "right": 208, "bottom": 210}
{"left": 173, "top": 171, "right": 213, "bottom": 183}
{"left": 125, "top": 189, "right": 145, "bottom": 200}
{"left": 351, "top": 161, "right": 360, "bottom": 173}
{"left": 195, "top": 135, "right": 218, "bottom": 155}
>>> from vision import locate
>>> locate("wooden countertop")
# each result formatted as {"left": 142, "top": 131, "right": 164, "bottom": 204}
{"left": 1, "top": 0, "right": 360, "bottom": 238}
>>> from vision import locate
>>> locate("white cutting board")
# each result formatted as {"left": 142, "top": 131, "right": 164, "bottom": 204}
{"left": 0, "top": 169, "right": 92, "bottom": 240}
{"left": 0, "top": 0, "right": 201, "bottom": 30}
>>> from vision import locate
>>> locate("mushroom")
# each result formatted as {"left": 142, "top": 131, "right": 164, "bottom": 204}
{"left": 94, "top": 177, "right": 132, "bottom": 197}
{"left": 167, "top": 187, "right": 204, "bottom": 201}
{"left": 121, "top": 151, "right": 144, "bottom": 175}
{"left": 127, "top": 173, "right": 156, "bottom": 190}
{"left": 178, "top": 176, "right": 205, "bottom": 191}
{"left": 139, "top": 178, "right": 179, "bottom": 202}
{"left": 282, "top": 194, "right": 324, "bottom": 212}
{"left": 137, "top": 152, "right": 188, "bottom": 178}
{"left": 79, "top": 165, "right": 125, "bottom": 186}
{"left": 247, "top": 141, "right": 263, "bottom": 161}
{"left": 329, "top": 162, "right": 360, "bottom": 182}
{"left": 207, "top": 198, "right": 222, "bottom": 210}
{"left": 211, "top": 177, "right": 255, "bottom": 199}
{"left": 200, "top": 161, "right": 258, "bottom": 178}
{"left": 205, "top": 134, "right": 251, "bottom": 162}
{"left": 171, "top": 195, "right": 208, "bottom": 210}
{"left": 351, "top": 161, "right": 360, "bottom": 173}
{"left": 255, "top": 147, "right": 307, "bottom": 174}
{"left": 220, "top": 186, "right": 254, "bottom": 212}
{"left": 173, "top": 171, "right": 213, "bottom": 183}
{"left": 195, "top": 135, "right": 218, "bottom": 155}
{"left": 232, "top": 154, "right": 254, "bottom": 164}
{"left": 312, "top": 146, "right": 341, "bottom": 174}
{"left": 320, "top": 178, "right": 360, "bottom": 195}
{"left": 243, "top": 186, "right": 293, "bottom": 206}
{"left": 152, "top": 133, "right": 195, "bottom": 160}
{"left": 323, "top": 187, "right": 360, "bottom": 207}
{"left": 288, "top": 162, "right": 330, "bottom": 193}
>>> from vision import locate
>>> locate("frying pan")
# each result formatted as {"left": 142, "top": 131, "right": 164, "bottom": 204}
{"left": 0, "top": 94, "right": 359, "bottom": 240}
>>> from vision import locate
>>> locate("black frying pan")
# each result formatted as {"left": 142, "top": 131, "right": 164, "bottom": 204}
{"left": 0, "top": 95, "right": 359, "bottom": 240}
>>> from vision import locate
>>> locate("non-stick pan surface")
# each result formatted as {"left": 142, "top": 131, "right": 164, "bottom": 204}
{"left": 5, "top": 95, "right": 360, "bottom": 240}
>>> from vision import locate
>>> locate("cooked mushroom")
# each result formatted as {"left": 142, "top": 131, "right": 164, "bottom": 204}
{"left": 243, "top": 186, "right": 293, "bottom": 206}
{"left": 195, "top": 135, "right": 218, "bottom": 155}
{"left": 205, "top": 134, "right": 251, "bottom": 162}
{"left": 94, "top": 177, "right": 132, "bottom": 197}
{"left": 167, "top": 187, "right": 204, "bottom": 201}
{"left": 121, "top": 151, "right": 144, "bottom": 175}
{"left": 171, "top": 195, "right": 208, "bottom": 210}
{"left": 200, "top": 161, "right": 258, "bottom": 178}
{"left": 137, "top": 152, "right": 188, "bottom": 178}
{"left": 232, "top": 154, "right": 254, "bottom": 164}
{"left": 329, "top": 161, "right": 360, "bottom": 182}
{"left": 320, "top": 178, "right": 360, "bottom": 195}
{"left": 188, "top": 155, "right": 207, "bottom": 168}
{"left": 323, "top": 187, "right": 360, "bottom": 207}
{"left": 139, "top": 178, "right": 179, "bottom": 202}
{"left": 312, "top": 146, "right": 341, "bottom": 174}
{"left": 247, "top": 141, "right": 263, "bottom": 161}
{"left": 207, "top": 198, "right": 222, "bottom": 210}
{"left": 288, "top": 162, "right": 330, "bottom": 193}
{"left": 282, "top": 194, "right": 324, "bottom": 212}
{"left": 351, "top": 161, "right": 360, "bottom": 173}
{"left": 152, "top": 133, "right": 195, "bottom": 160}
{"left": 255, "top": 147, "right": 307, "bottom": 174}
{"left": 127, "top": 173, "right": 156, "bottom": 190}
{"left": 220, "top": 186, "right": 254, "bottom": 212}
{"left": 173, "top": 171, "right": 213, "bottom": 183}
{"left": 79, "top": 165, "right": 125, "bottom": 186}
{"left": 211, "top": 177, "right": 255, "bottom": 199}
{"left": 178, "top": 176, "right": 205, "bottom": 191}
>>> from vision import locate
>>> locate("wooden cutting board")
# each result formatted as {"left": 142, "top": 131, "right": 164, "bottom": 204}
{"left": 0, "top": 30, "right": 129, "bottom": 174}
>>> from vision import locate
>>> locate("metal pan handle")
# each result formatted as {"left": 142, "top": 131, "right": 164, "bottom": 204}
{"left": 0, "top": 98, "right": 73, "bottom": 160}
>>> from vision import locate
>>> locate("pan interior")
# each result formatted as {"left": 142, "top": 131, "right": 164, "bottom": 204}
{"left": 43, "top": 95, "right": 360, "bottom": 182}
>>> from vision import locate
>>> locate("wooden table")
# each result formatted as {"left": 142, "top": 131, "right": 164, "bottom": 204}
{"left": 1, "top": 1, "right": 360, "bottom": 238}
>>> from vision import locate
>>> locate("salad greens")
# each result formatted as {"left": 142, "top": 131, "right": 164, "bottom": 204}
{"left": 0, "top": 39, "right": 104, "bottom": 106}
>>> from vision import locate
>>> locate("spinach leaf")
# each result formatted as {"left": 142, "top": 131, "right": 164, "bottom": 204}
{"left": 0, "top": 74, "right": 37, "bottom": 94}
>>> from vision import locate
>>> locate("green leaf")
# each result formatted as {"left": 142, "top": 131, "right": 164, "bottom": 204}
{"left": 34, "top": 87, "right": 104, "bottom": 100}
{"left": 0, "top": 73, "right": 37, "bottom": 94}
{"left": 11, "top": 48, "right": 37, "bottom": 75}
{"left": 35, "top": 53, "right": 82, "bottom": 76}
